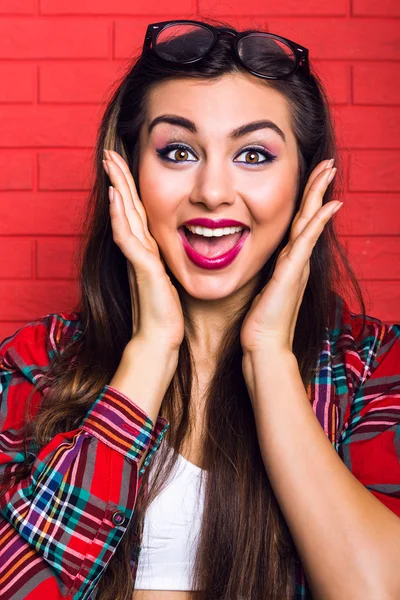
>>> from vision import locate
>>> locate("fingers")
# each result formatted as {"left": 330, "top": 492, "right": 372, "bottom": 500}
{"left": 301, "top": 158, "right": 334, "bottom": 203}
{"left": 103, "top": 150, "right": 150, "bottom": 248}
{"left": 109, "top": 186, "right": 164, "bottom": 278}
{"left": 108, "top": 186, "right": 142, "bottom": 255}
{"left": 290, "top": 162, "right": 337, "bottom": 242}
{"left": 285, "top": 200, "right": 342, "bottom": 276}
{"left": 277, "top": 157, "right": 341, "bottom": 282}
{"left": 105, "top": 149, "right": 150, "bottom": 232}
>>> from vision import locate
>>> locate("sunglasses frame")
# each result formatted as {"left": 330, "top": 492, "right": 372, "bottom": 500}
{"left": 142, "top": 19, "right": 311, "bottom": 81}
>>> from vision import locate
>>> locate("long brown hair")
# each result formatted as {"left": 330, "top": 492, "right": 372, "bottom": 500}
{"left": 1, "top": 17, "right": 366, "bottom": 600}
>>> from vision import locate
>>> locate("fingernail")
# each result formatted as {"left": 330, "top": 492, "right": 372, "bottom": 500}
{"left": 109, "top": 186, "right": 114, "bottom": 203}
{"left": 102, "top": 159, "right": 110, "bottom": 175}
{"left": 327, "top": 167, "right": 337, "bottom": 183}
{"left": 325, "top": 158, "right": 335, "bottom": 170}
{"left": 332, "top": 202, "right": 343, "bottom": 215}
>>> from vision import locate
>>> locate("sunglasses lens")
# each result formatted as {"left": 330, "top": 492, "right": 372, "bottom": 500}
{"left": 155, "top": 24, "right": 214, "bottom": 62}
{"left": 237, "top": 33, "right": 296, "bottom": 77}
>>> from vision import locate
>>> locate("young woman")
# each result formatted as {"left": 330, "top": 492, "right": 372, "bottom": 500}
{"left": 1, "top": 17, "right": 399, "bottom": 600}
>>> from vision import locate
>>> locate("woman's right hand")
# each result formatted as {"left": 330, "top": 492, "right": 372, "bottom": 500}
{"left": 102, "top": 148, "right": 185, "bottom": 352}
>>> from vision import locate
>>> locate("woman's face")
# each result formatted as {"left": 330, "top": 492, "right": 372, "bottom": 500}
{"left": 138, "top": 72, "right": 299, "bottom": 302}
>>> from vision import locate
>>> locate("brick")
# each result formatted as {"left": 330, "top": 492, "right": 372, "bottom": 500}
{"left": 38, "top": 151, "right": 94, "bottom": 190}
{"left": 347, "top": 236, "right": 400, "bottom": 280}
{"left": 0, "top": 64, "right": 35, "bottom": 102}
{"left": 0, "top": 151, "right": 33, "bottom": 190}
{"left": 341, "top": 193, "right": 400, "bottom": 235}
{"left": 348, "top": 150, "right": 400, "bottom": 192}
{"left": 0, "top": 281, "right": 79, "bottom": 321}
{"left": 0, "top": 0, "right": 34, "bottom": 14}
{"left": 354, "top": 280, "right": 400, "bottom": 324}
{"left": 0, "top": 238, "right": 32, "bottom": 278}
{"left": 40, "top": 0, "right": 196, "bottom": 14}
{"left": 266, "top": 18, "right": 400, "bottom": 60}
{"left": 352, "top": 0, "right": 400, "bottom": 17}
{"left": 335, "top": 106, "right": 400, "bottom": 149}
{"left": 36, "top": 238, "right": 78, "bottom": 279}
{"left": 0, "top": 192, "right": 87, "bottom": 235}
{"left": 352, "top": 64, "right": 400, "bottom": 105}
{"left": 199, "top": 0, "right": 347, "bottom": 15}
{"left": 313, "top": 61, "right": 349, "bottom": 105}
{"left": 0, "top": 18, "right": 109, "bottom": 59}
{"left": 114, "top": 19, "right": 161, "bottom": 60}
{"left": 0, "top": 105, "right": 99, "bottom": 147}
{"left": 39, "top": 61, "right": 126, "bottom": 103}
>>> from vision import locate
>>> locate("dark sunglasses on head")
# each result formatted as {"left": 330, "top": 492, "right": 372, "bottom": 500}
{"left": 142, "top": 19, "right": 311, "bottom": 82}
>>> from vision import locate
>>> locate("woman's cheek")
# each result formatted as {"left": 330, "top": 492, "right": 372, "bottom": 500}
{"left": 261, "top": 169, "right": 297, "bottom": 210}
{"left": 245, "top": 180, "right": 297, "bottom": 235}
{"left": 247, "top": 180, "right": 289, "bottom": 216}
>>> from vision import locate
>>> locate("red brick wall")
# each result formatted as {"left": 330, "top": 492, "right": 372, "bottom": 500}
{"left": 0, "top": 0, "right": 399, "bottom": 339}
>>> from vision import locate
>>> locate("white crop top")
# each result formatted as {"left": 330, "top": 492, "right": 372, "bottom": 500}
{"left": 134, "top": 442, "right": 206, "bottom": 590}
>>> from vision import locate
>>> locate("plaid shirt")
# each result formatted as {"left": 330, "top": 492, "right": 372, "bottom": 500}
{"left": 1, "top": 294, "right": 399, "bottom": 599}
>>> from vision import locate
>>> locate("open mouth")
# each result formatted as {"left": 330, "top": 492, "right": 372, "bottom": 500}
{"left": 179, "top": 225, "right": 248, "bottom": 259}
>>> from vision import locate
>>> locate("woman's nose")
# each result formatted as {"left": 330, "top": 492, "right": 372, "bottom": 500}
{"left": 190, "top": 160, "right": 236, "bottom": 209}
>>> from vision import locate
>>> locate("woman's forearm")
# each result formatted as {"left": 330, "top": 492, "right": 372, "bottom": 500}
{"left": 109, "top": 338, "right": 178, "bottom": 471}
{"left": 244, "top": 349, "right": 400, "bottom": 600}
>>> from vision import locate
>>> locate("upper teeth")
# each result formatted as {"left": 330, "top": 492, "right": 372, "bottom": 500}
{"left": 185, "top": 225, "right": 244, "bottom": 237}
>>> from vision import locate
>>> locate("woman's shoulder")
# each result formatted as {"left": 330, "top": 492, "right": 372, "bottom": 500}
{"left": 329, "top": 294, "right": 400, "bottom": 518}
{"left": 0, "top": 311, "right": 83, "bottom": 377}
{"left": 327, "top": 292, "right": 400, "bottom": 396}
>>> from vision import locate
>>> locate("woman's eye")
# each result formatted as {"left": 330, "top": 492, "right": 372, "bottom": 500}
{"left": 156, "top": 144, "right": 197, "bottom": 163}
{"left": 234, "top": 148, "right": 277, "bottom": 165}
{"left": 156, "top": 144, "right": 277, "bottom": 165}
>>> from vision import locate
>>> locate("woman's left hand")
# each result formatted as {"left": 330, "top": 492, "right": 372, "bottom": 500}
{"left": 240, "top": 159, "right": 341, "bottom": 356}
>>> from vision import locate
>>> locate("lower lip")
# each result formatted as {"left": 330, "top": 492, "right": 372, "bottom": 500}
{"left": 178, "top": 227, "right": 250, "bottom": 270}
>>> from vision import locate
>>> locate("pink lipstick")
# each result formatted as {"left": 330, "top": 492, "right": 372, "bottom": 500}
{"left": 178, "top": 226, "right": 250, "bottom": 270}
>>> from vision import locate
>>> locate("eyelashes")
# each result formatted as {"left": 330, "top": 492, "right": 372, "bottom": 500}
{"left": 155, "top": 143, "right": 277, "bottom": 167}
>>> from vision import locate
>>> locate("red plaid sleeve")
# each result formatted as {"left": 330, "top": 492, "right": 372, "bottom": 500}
{"left": 0, "top": 315, "right": 169, "bottom": 600}
{"left": 337, "top": 317, "right": 400, "bottom": 518}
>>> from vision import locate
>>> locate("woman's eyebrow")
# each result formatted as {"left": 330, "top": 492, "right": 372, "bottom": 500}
{"left": 147, "top": 114, "right": 286, "bottom": 143}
